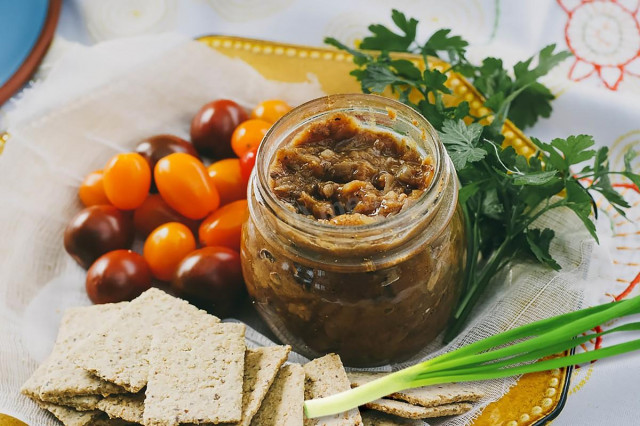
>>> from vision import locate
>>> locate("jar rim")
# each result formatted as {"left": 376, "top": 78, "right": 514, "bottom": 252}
{"left": 253, "top": 93, "right": 455, "bottom": 246}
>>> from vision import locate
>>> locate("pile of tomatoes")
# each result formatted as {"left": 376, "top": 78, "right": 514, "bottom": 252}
{"left": 64, "top": 99, "right": 291, "bottom": 316}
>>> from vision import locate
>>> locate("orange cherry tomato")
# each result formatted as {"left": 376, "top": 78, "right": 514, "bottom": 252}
{"left": 143, "top": 222, "right": 196, "bottom": 281}
{"left": 79, "top": 170, "right": 110, "bottom": 207}
{"left": 207, "top": 159, "right": 246, "bottom": 206}
{"left": 230, "top": 119, "right": 270, "bottom": 158}
{"left": 251, "top": 100, "right": 292, "bottom": 124}
{"left": 199, "top": 200, "right": 248, "bottom": 252}
{"left": 155, "top": 153, "right": 220, "bottom": 220}
{"left": 103, "top": 153, "right": 151, "bottom": 210}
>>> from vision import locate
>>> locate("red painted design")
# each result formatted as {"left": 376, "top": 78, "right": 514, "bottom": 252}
{"left": 558, "top": 0, "right": 640, "bottom": 90}
{"left": 612, "top": 270, "right": 640, "bottom": 300}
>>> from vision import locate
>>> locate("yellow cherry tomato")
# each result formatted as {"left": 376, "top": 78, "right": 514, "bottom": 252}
{"left": 79, "top": 170, "right": 110, "bottom": 207}
{"left": 143, "top": 222, "right": 196, "bottom": 281}
{"left": 251, "top": 99, "right": 292, "bottom": 124}
{"left": 103, "top": 153, "right": 151, "bottom": 210}
{"left": 230, "top": 119, "right": 270, "bottom": 158}
{"left": 207, "top": 159, "right": 246, "bottom": 206}
{"left": 155, "top": 153, "right": 220, "bottom": 220}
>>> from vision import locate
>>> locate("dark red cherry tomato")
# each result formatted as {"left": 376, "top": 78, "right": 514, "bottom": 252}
{"left": 239, "top": 146, "right": 258, "bottom": 186}
{"left": 133, "top": 194, "right": 200, "bottom": 237}
{"left": 190, "top": 99, "right": 248, "bottom": 158}
{"left": 135, "top": 135, "right": 199, "bottom": 192}
{"left": 172, "top": 246, "right": 245, "bottom": 317}
{"left": 64, "top": 205, "right": 134, "bottom": 269}
{"left": 86, "top": 250, "right": 152, "bottom": 304}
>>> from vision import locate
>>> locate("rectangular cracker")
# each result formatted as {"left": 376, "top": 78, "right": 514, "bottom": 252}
{"left": 21, "top": 304, "right": 127, "bottom": 401}
{"left": 70, "top": 288, "right": 219, "bottom": 393}
{"left": 46, "top": 394, "right": 102, "bottom": 411}
{"left": 303, "top": 354, "right": 362, "bottom": 426}
{"left": 143, "top": 320, "right": 246, "bottom": 425}
{"left": 251, "top": 364, "right": 305, "bottom": 426}
{"left": 361, "top": 411, "right": 424, "bottom": 426}
{"left": 36, "top": 401, "right": 103, "bottom": 426}
{"left": 348, "top": 372, "right": 484, "bottom": 407}
{"left": 365, "top": 399, "right": 472, "bottom": 419}
{"left": 97, "top": 392, "right": 145, "bottom": 424}
{"left": 237, "top": 346, "right": 291, "bottom": 426}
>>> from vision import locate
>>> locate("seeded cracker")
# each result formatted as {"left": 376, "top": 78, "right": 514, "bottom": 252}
{"left": 251, "top": 364, "right": 305, "bottom": 426}
{"left": 237, "top": 346, "right": 291, "bottom": 426}
{"left": 348, "top": 372, "right": 484, "bottom": 407}
{"left": 46, "top": 394, "right": 102, "bottom": 411}
{"left": 361, "top": 411, "right": 423, "bottom": 426}
{"left": 21, "top": 304, "right": 127, "bottom": 403}
{"left": 70, "top": 288, "right": 219, "bottom": 393}
{"left": 365, "top": 399, "right": 472, "bottom": 419}
{"left": 303, "top": 354, "right": 363, "bottom": 426}
{"left": 97, "top": 392, "right": 145, "bottom": 423}
{"left": 36, "top": 401, "right": 103, "bottom": 426}
{"left": 143, "top": 320, "right": 245, "bottom": 425}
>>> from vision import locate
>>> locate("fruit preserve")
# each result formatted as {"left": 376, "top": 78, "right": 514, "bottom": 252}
{"left": 241, "top": 94, "right": 465, "bottom": 367}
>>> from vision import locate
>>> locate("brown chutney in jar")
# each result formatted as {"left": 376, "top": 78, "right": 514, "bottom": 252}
{"left": 241, "top": 94, "right": 465, "bottom": 367}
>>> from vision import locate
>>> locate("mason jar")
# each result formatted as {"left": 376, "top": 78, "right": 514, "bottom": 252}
{"left": 241, "top": 94, "right": 465, "bottom": 367}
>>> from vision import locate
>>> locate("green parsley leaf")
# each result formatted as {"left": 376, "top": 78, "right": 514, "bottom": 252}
{"left": 525, "top": 228, "right": 561, "bottom": 270}
{"left": 624, "top": 150, "right": 640, "bottom": 188}
{"left": 422, "top": 29, "right": 469, "bottom": 62}
{"left": 509, "top": 82, "right": 554, "bottom": 129}
{"left": 438, "top": 120, "right": 487, "bottom": 169}
{"left": 360, "top": 10, "right": 418, "bottom": 52}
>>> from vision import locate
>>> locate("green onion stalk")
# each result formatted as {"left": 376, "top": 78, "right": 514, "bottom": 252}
{"left": 304, "top": 295, "right": 640, "bottom": 419}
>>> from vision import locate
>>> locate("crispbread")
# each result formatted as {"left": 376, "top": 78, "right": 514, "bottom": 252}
{"left": 237, "top": 346, "right": 291, "bottom": 426}
{"left": 20, "top": 361, "right": 51, "bottom": 400}
{"left": 348, "top": 372, "right": 484, "bottom": 407}
{"left": 97, "top": 392, "right": 145, "bottom": 423}
{"left": 251, "top": 364, "right": 304, "bottom": 426}
{"left": 143, "top": 320, "right": 246, "bottom": 425}
{"left": 365, "top": 399, "right": 472, "bottom": 419}
{"left": 303, "top": 354, "right": 363, "bottom": 426}
{"left": 45, "top": 394, "right": 102, "bottom": 411}
{"left": 36, "top": 401, "right": 103, "bottom": 426}
{"left": 70, "top": 288, "right": 219, "bottom": 393}
{"left": 361, "top": 410, "right": 424, "bottom": 426}
{"left": 22, "top": 304, "right": 126, "bottom": 401}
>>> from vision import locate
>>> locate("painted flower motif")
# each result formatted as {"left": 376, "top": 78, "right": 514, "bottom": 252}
{"left": 558, "top": 0, "right": 640, "bottom": 90}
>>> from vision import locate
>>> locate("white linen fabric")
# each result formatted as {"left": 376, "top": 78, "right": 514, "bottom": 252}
{"left": 3, "top": 0, "right": 640, "bottom": 421}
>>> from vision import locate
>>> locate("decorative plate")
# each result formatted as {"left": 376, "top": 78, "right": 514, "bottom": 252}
{"left": 0, "top": 0, "right": 61, "bottom": 106}
{"left": 198, "top": 34, "right": 572, "bottom": 426}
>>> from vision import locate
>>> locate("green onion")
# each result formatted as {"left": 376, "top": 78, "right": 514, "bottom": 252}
{"left": 304, "top": 295, "right": 640, "bottom": 419}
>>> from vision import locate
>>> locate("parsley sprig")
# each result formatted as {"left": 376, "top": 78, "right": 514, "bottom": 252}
{"left": 326, "top": 10, "right": 640, "bottom": 340}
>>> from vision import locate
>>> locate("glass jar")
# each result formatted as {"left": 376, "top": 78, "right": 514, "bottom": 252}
{"left": 241, "top": 94, "right": 465, "bottom": 367}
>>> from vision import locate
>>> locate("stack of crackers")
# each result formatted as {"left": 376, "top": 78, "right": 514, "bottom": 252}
{"left": 21, "top": 288, "right": 483, "bottom": 426}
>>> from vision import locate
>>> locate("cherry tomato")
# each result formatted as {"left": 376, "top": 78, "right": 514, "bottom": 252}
{"left": 239, "top": 147, "right": 258, "bottom": 186}
{"left": 207, "top": 159, "right": 246, "bottom": 206}
{"left": 251, "top": 99, "right": 292, "bottom": 124}
{"left": 86, "top": 250, "right": 152, "bottom": 304}
{"left": 64, "top": 205, "right": 134, "bottom": 269}
{"left": 143, "top": 222, "right": 196, "bottom": 281}
{"left": 103, "top": 153, "right": 151, "bottom": 210}
{"left": 172, "top": 247, "right": 245, "bottom": 317}
{"left": 230, "top": 119, "right": 270, "bottom": 158}
{"left": 133, "top": 194, "right": 200, "bottom": 237}
{"left": 199, "top": 200, "right": 248, "bottom": 252}
{"left": 78, "top": 170, "right": 110, "bottom": 207}
{"left": 135, "top": 134, "right": 199, "bottom": 192}
{"left": 190, "top": 99, "right": 248, "bottom": 158}
{"left": 155, "top": 153, "right": 220, "bottom": 220}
